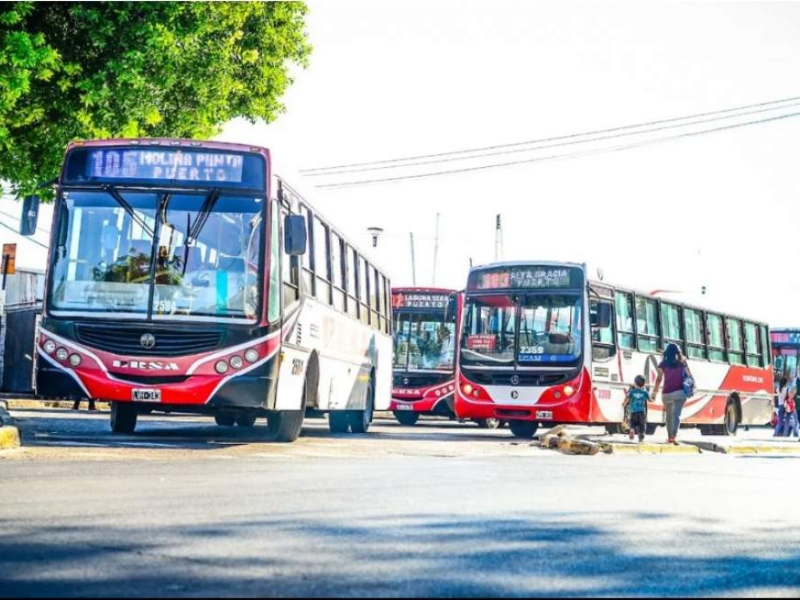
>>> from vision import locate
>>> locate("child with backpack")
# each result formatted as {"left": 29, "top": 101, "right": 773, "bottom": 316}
{"left": 626, "top": 375, "right": 650, "bottom": 443}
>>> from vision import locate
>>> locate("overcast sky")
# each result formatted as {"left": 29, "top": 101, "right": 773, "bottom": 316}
{"left": 4, "top": 0, "right": 800, "bottom": 325}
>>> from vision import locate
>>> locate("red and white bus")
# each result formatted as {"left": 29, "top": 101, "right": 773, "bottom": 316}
{"left": 390, "top": 288, "right": 458, "bottom": 425}
{"left": 455, "top": 261, "right": 774, "bottom": 439}
{"left": 23, "top": 139, "right": 393, "bottom": 441}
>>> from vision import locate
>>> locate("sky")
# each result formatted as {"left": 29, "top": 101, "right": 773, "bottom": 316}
{"left": 3, "top": 0, "right": 800, "bottom": 325}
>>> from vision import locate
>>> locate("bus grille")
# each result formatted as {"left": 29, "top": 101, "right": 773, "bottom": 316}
{"left": 76, "top": 324, "right": 224, "bottom": 357}
{"left": 393, "top": 373, "right": 452, "bottom": 388}
{"left": 462, "top": 371, "right": 576, "bottom": 387}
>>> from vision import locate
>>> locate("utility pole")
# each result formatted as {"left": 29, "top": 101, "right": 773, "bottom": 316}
{"left": 431, "top": 213, "right": 440, "bottom": 286}
{"left": 494, "top": 214, "right": 503, "bottom": 262}
{"left": 409, "top": 232, "right": 417, "bottom": 286}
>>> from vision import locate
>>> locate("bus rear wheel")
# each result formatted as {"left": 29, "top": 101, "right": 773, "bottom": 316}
{"left": 348, "top": 375, "right": 375, "bottom": 434}
{"left": 509, "top": 420, "right": 539, "bottom": 440}
{"left": 394, "top": 411, "right": 420, "bottom": 426}
{"left": 215, "top": 413, "right": 236, "bottom": 427}
{"left": 722, "top": 401, "right": 740, "bottom": 436}
{"left": 110, "top": 402, "right": 137, "bottom": 434}
{"left": 267, "top": 410, "right": 304, "bottom": 443}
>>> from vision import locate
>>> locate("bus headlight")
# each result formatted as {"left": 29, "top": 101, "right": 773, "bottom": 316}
{"left": 56, "top": 348, "right": 69, "bottom": 361}
{"left": 462, "top": 384, "right": 474, "bottom": 395}
{"left": 229, "top": 356, "right": 244, "bottom": 370}
{"left": 44, "top": 340, "right": 57, "bottom": 354}
{"left": 69, "top": 354, "right": 82, "bottom": 367}
{"left": 215, "top": 360, "right": 229, "bottom": 374}
{"left": 244, "top": 349, "right": 259, "bottom": 363}
{"left": 564, "top": 385, "right": 575, "bottom": 397}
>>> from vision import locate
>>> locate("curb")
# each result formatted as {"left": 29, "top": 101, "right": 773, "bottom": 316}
{"left": 5, "top": 399, "right": 88, "bottom": 410}
{"left": 608, "top": 442, "right": 702, "bottom": 455}
{"left": 0, "top": 426, "right": 21, "bottom": 450}
{"left": 0, "top": 404, "right": 21, "bottom": 450}
{"left": 683, "top": 441, "right": 800, "bottom": 455}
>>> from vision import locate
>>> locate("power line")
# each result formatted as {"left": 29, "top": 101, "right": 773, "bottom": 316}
{"left": 0, "top": 217, "right": 49, "bottom": 249}
{"left": 305, "top": 100, "right": 800, "bottom": 177}
{"left": 315, "top": 109, "right": 800, "bottom": 189}
{"left": 0, "top": 208, "right": 51, "bottom": 236}
{"left": 301, "top": 94, "right": 800, "bottom": 174}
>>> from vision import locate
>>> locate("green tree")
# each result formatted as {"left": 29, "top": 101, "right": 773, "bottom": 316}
{"left": 0, "top": 1, "right": 311, "bottom": 198}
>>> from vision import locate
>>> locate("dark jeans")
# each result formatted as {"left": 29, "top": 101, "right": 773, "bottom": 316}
{"left": 630, "top": 412, "right": 647, "bottom": 441}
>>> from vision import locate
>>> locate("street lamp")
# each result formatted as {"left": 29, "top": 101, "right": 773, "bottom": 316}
{"left": 367, "top": 226, "right": 384, "bottom": 248}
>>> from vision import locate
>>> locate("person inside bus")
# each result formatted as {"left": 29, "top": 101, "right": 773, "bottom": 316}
{"left": 650, "top": 343, "right": 692, "bottom": 446}
{"left": 774, "top": 377, "right": 790, "bottom": 437}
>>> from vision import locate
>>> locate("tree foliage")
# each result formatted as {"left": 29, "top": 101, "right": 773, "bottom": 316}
{"left": 0, "top": 1, "right": 311, "bottom": 198}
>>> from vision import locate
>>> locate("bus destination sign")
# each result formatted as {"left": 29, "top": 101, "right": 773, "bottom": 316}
{"left": 88, "top": 149, "right": 245, "bottom": 184}
{"left": 392, "top": 293, "right": 449, "bottom": 310}
{"left": 470, "top": 266, "right": 581, "bottom": 291}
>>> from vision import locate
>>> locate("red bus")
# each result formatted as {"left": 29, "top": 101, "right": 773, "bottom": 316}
{"left": 23, "top": 139, "right": 393, "bottom": 441}
{"left": 455, "top": 261, "right": 774, "bottom": 439}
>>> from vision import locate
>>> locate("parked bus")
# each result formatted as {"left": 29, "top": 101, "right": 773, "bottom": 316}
{"left": 391, "top": 287, "right": 501, "bottom": 429}
{"left": 23, "top": 139, "right": 393, "bottom": 441}
{"left": 771, "top": 328, "right": 800, "bottom": 382}
{"left": 454, "top": 261, "right": 774, "bottom": 439}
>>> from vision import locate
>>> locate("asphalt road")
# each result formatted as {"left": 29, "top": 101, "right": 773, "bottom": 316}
{"left": 2, "top": 409, "right": 800, "bottom": 597}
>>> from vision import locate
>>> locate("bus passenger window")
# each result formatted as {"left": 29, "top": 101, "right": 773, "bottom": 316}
{"left": 615, "top": 292, "right": 635, "bottom": 350}
{"left": 706, "top": 313, "right": 726, "bottom": 362}
{"left": 635, "top": 297, "right": 659, "bottom": 353}
{"left": 591, "top": 299, "right": 616, "bottom": 361}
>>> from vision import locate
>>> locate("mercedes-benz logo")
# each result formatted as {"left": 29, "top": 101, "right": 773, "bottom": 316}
{"left": 140, "top": 333, "right": 156, "bottom": 350}
{"left": 511, "top": 390, "right": 519, "bottom": 400}
{"left": 403, "top": 377, "right": 409, "bottom": 385}
{"left": 510, "top": 375, "right": 520, "bottom": 386}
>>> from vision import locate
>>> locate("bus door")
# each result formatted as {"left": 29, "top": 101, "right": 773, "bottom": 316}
{"left": 589, "top": 285, "right": 621, "bottom": 422}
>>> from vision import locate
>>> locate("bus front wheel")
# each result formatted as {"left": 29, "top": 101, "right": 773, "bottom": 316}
{"left": 267, "top": 410, "right": 304, "bottom": 443}
{"left": 509, "top": 420, "right": 539, "bottom": 440}
{"left": 110, "top": 402, "right": 137, "bottom": 434}
{"left": 348, "top": 375, "right": 375, "bottom": 434}
{"left": 214, "top": 413, "right": 236, "bottom": 427}
{"left": 394, "top": 411, "right": 420, "bottom": 426}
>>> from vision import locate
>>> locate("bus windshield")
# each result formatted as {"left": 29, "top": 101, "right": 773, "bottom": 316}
{"left": 394, "top": 312, "right": 456, "bottom": 371}
{"left": 49, "top": 189, "right": 264, "bottom": 320}
{"left": 460, "top": 294, "right": 583, "bottom": 367}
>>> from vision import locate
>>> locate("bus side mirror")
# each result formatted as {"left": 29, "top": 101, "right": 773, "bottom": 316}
{"left": 284, "top": 214, "right": 307, "bottom": 256}
{"left": 20, "top": 195, "right": 40, "bottom": 236}
{"left": 591, "top": 302, "right": 612, "bottom": 328}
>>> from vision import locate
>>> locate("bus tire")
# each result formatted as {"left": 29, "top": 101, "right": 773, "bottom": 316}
{"left": 509, "top": 420, "right": 539, "bottom": 440}
{"left": 722, "top": 400, "right": 740, "bottom": 436}
{"left": 215, "top": 414, "right": 236, "bottom": 427}
{"left": 235, "top": 413, "right": 257, "bottom": 428}
{"left": 267, "top": 410, "right": 304, "bottom": 443}
{"left": 394, "top": 411, "right": 420, "bottom": 426}
{"left": 328, "top": 411, "right": 351, "bottom": 433}
{"left": 110, "top": 402, "right": 137, "bottom": 434}
{"left": 476, "top": 418, "right": 501, "bottom": 430}
{"left": 348, "top": 373, "right": 375, "bottom": 434}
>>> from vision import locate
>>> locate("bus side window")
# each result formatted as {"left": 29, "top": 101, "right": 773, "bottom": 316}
{"left": 744, "top": 322, "right": 761, "bottom": 367}
{"left": 760, "top": 325, "right": 771, "bottom": 369}
{"left": 660, "top": 302, "right": 683, "bottom": 351}
{"left": 358, "top": 255, "right": 369, "bottom": 326}
{"left": 281, "top": 206, "right": 299, "bottom": 309}
{"left": 312, "top": 215, "right": 331, "bottom": 305}
{"left": 706, "top": 313, "right": 726, "bottom": 362}
{"left": 684, "top": 308, "right": 706, "bottom": 360}
{"left": 635, "top": 296, "right": 659, "bottom": 353}
{"left": 614, "top": 292, "right": 635, "bottom": 350}
{"left": 590, "top": 299, "right": 616, "bottom": 361}
{"left": 330, "top": 232, "right": 345, "bottom": 313}
{"left": 726, "top": 317, "right": 745, "bottom": 365}
{"left": 346, "top": 245, "right": 359, "bottom": 319}
{"left": 299, "top": 204, "right": 313, "bottom": 296}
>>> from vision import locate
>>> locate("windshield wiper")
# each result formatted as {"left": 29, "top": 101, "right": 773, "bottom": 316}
{"left": 103, "top": 185, "right": 154, "bottom": 238}
{"left": 186, "top": 188, "right": 221, "bottom": 245}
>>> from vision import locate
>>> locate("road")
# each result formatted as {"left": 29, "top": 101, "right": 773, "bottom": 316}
{"left": 2, "top": 409, "right": 799, "bottom": 597}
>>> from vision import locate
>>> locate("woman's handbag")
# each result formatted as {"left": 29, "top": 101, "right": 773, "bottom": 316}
{"left": 682, "top": 366, "right": 695, "bottom": 397}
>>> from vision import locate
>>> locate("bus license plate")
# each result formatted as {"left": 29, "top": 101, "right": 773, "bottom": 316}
{"left": 132, "top": 389, "right": 161, "bottom": 402}
{"left": 537, "top": 411, "right": 553, "bottom": 420}
{"left": 396, "top": 404, "right": 414, "bottom": 411}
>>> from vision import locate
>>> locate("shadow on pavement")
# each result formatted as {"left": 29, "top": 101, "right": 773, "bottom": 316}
{"left": 1, "top": 511, "right": 799, "bottom": 597}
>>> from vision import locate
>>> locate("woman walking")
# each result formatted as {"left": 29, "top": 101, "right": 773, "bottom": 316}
{"left": 774, "top": 377, "right": 790, "bottom": 437}
{"left": 651, "top": 343, "right": 692, "bottom": 445}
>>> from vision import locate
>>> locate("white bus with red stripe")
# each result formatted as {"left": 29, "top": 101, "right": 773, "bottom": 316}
{"left": 28, "top": 139, "right": 392, "bottom": 441}
{"left": 454, "top": 262, "right": 774, "bottom": 439}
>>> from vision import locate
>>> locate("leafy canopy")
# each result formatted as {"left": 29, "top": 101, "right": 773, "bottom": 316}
{"left": 0, "top": 1, "right": 311, "bottom": 198}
